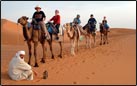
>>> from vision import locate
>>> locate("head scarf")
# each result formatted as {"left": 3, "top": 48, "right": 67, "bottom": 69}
{"left": 15, "top": 50, "right": 25, "bottom": 61}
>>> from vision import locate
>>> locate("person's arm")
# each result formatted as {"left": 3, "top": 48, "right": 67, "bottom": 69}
{"left": 57, "top": 15, "right": 60, "bottom": 24}
{"left": 43, "top": 17, "right": 46, "bottom": 21}
{"left": 32, "top": 12, "right": 36, "bottom": 23}
{"left": 42, "top": 11, "right": 46, "bottom": 21}
{"left": 32, "top": 12, "right": 36, "bottom": 19}
{"left": 102, "top": 20, "right": 104, "bottom": 23}
{"left": 79, "top": 19, "right": 81, "bottom": 24}
{"left": 94, "top": 18, "right": 97, "bottom": 24}
{"left": 32, "top": 70, "right": 37, "bottom": 76}
{"left": 73, "top": 18, "right": 76, "bottom": 23}
{"left": 49, "top": 16, "right": 54, "bottom": 21}
{"left": 106, "top": 20, "right": 107, "bottom": 23}
{"left": 88, "top": 19, "right": 90, "bottom": 24}
{"left": 16, "top": 61, "right": 32, "bottom": 71}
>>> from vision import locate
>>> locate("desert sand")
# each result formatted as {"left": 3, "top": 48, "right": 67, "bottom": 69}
{"left": 1, "top": 19, "right": 136, "bottom": 85}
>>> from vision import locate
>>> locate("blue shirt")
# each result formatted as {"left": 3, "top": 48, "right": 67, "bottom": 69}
{"left": 73, "top": 18, "right": 81, "bottom": 24}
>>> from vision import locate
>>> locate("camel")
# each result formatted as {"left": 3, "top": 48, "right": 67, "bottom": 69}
{"left": 83, "top": 23, "right": 96, "bottom": 48}
{"left": 99, "top": 23, "right": 109, "bottom": 45}
{"left": 17, "top": 16, "right": 63, "bottom": 67}
{"left": 63, "top": 23, "right": 92, "bottom": 55}
{"left": 63, "top": 23, "right": 80, "bottom": 55}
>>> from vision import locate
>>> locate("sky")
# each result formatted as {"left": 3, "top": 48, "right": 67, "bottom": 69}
{"left": 1, "top": 1, "right": 136, "bottom": 29}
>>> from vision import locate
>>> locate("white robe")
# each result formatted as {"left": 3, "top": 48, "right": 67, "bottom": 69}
{"left": 8, "top": 51, "right": 33, "bottom": 80}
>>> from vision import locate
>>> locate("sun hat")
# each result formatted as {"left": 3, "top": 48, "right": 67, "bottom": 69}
{"left": 35, "top": 5, "right": 41, "bottom": 10}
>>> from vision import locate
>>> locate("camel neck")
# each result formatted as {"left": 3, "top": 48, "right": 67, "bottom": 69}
{"left": 22, "top": 22, "right": 29, "bottom": 28}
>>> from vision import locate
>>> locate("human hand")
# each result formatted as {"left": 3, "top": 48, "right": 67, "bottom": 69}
{"left": 33, "top": 70, "right": 38, "bottom": 76}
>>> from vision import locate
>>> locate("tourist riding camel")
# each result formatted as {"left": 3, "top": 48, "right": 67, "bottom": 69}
{"left": 102, "top": 16, "right": 110, "bottom": 32}
{"left": 48, "top": 9, "right": 61, "bottom": 40}
{"left": 72, "top": 14, "right": 81, "bottom": 37}
{"left": 87, "top": 14, "right": 97, "bottom": 33}
{"left": 32, "top": 5, "right": 50, "bottom": 40}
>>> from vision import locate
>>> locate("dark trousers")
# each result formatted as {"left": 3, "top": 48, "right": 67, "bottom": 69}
{"left": 55, "top": 24, "right": 60, "bottom": 33}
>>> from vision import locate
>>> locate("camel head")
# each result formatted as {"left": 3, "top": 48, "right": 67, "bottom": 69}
{"left": 18, "top": 16, "right": 29, "bottom": 26}
{"left": 99, "top": 23, "right": 103, "bottom": 29}
{"left": 63, "top": 23, "right": 74, "bottom": 33}
{"left": 63, "top": 23, "right": 74, "bottom": 38}
{"left": 63, "top": 23, "right": 70, "bottom": 33}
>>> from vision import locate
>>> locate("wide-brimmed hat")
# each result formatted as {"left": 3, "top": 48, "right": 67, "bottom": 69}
{"left": 35, "top": 5, "right": 41, "bottom": 9}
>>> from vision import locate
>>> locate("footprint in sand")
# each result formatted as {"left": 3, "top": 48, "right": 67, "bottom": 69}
{"left": 56, "top": 71, "right": 59, "bottom": 74}
{"left": 70, "top": 65, "right": 73, "bottom": 67}
{"left": 73, "top": 81, "right": 77, "bottom": 84}
{"left": 60, "top": 68, "right": 63, "bottom": 71}
{"left": 82, "top": 60, "right": 85, "bottom": 63}
{"left": 92, "top": 72, "right": 95, "bottom": 75}
{"left": 86, "top": 77, "right": 90, "bottom": 80}
{"left": 75, "top": 62, "right": 78, "bottom": 65}
{"left": 50, "top": 67, "right": 54, "bottom": 70}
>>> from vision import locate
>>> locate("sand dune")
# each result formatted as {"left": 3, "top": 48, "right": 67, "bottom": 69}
{"left": 1, "top": 19, "right": 136, "bottom": 85}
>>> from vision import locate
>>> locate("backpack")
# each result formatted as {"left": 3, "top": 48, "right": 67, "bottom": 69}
{"left": 104, "top": 23, "right": 109, "bottom": 29}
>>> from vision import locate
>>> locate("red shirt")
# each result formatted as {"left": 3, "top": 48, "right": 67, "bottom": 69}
{"left": 50, "top": 15, "right": 60, "bottom": 24}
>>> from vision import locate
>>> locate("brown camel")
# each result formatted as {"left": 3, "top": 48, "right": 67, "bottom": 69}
{"left": 83, "top": 23, "right": 96, "bottom": 48}
{"left": 99, "top": 23, "right": 109, "bottom": 45}
{"left": 17, "top": 16, "right": 62, "bottom": 67}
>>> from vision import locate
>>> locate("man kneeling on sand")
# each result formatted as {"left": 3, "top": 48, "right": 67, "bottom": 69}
{"left": 8, "top": 50, "right": 37, "bottom": 80}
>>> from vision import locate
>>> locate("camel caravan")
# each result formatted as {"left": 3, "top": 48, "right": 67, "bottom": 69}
{"left": 17, "top": 6, "right": 110, "bottom": 67}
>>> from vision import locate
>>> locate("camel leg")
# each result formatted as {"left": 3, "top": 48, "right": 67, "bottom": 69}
{"left": 58, "top": 42, "right": 62, "bottom": 58}
{"left": 40, "top": 42, "right": 47, "bottom": 63}
{"left": 34, "top": 42, "right": 39, "bottom": 67}
{"left": 103, "top": 34, "right": 106, "bottom": 45}
{"left": 89, "top": 35, "right": 91, "bottom": 48}
{"left": 27, "top": 41, "right": 32, "bottom": 65}
{"left": 70, "top": 39, "right": 75, "bottom": 55}
{"left": 73, "top": 38, "right": 76, "bottom": 54}
{"left": 93, "top": 34, "right": 96, "bottom": 47}
{"left": 48, "top": 40, "right": 54, "bottom": 59}
{"left": 106, "top": 33, "right": 109, "bottom": 44}
{"left": 105, "top": 35, "right": 107, "bottom": 44}
{"left": 76, "top": 37, "right": 79, "bottom": 52}
{"left": 100, "top": 34, "right": 103, "bottom": 45}
{"left": 85, "top": 36, "right": 88, "bottom": 48}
